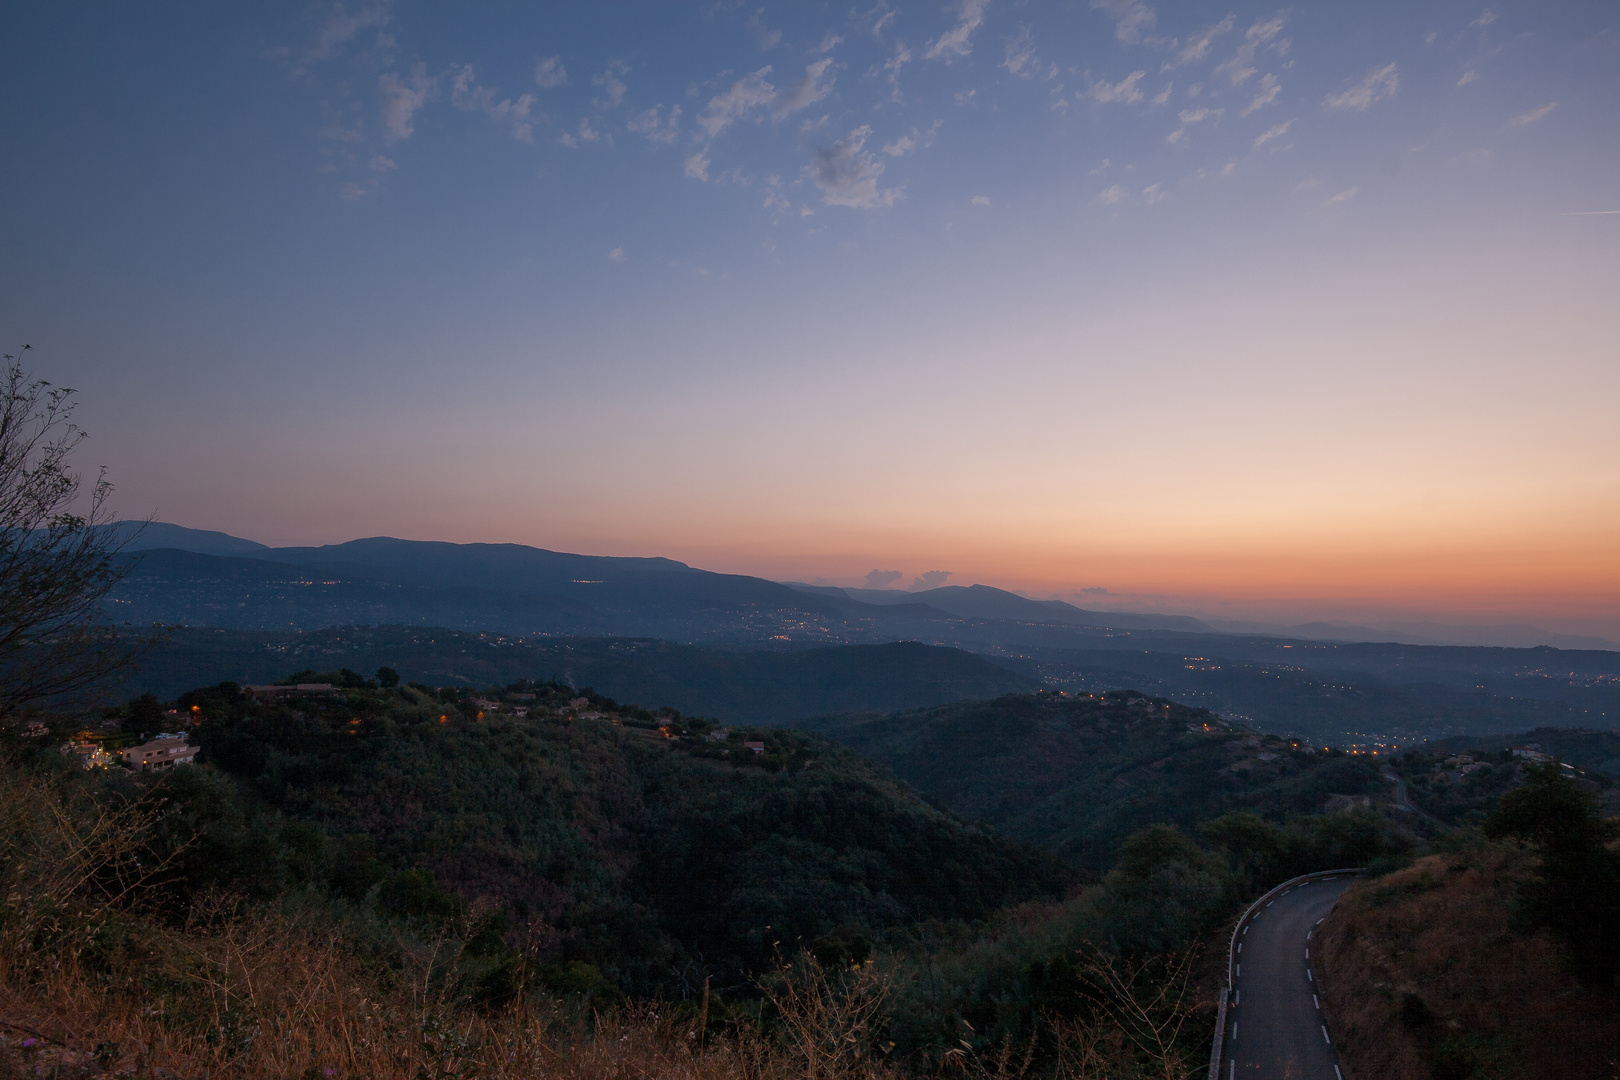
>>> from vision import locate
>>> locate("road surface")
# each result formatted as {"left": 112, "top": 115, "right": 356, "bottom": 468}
{"left": 1225, "top": 875, "right": 1351, "bottom": 1080}
{"left": 1384, "top": 767, "right": 1441, "bottom": 826}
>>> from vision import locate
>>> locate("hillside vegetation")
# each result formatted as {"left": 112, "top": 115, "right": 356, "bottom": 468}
{"left": 797, "top": 692, "right": 1394, "bottom": 867}
{"left": 1317, "top": 763, "right": 1620, "bottom": 1080}
{"left": 112, "top": 626, "right": 1034, "bottom": 717}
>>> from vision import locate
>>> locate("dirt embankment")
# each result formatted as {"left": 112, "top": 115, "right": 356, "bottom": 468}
{"left": 1315, "top": 847, "right": 1618, "bottom": 1080}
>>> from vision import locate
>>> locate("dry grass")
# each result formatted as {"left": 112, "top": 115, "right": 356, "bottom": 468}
{"left": 1316, "top": 846, "right": 1619, "bottom": 1080}
{"left": 0, "top": 765, "right": 1179, "bottom": 1080}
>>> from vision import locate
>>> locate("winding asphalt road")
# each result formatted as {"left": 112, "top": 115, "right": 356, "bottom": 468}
{"left": 1225, "top": 876, "right": 1351, "bottom": 1080}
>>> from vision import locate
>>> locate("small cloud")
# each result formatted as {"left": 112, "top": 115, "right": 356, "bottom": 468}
{"left": 1324, "top": 63, "right": 1397, "bottom": 111}
{"left": 1326, "top": 187, "right": 1357, "bottom": 203}
{"left": 305, "top": 2, "right": 391, "bottom": 64}
{"left": 368, "top": 154, "right": 396, "bottom": 171}
{"left": 1091, "top": 0, "right": 1156, "bottom": 45}
{"left": 684, "top": 151, "right": 711, "bottom": 180}
{"left": 1089, "top": 158, "right": 1111, "bottom": 175}
{"left": 864, "top": 569, "right": 904, "bottom": 589}
{"left": 1142, "top": 182, "right": 1165, "bottom": 203}
{"left": 378, "top": 65, "right": 436, "bottom": 142}
{"left": 881, "top": 43, "right": 912, "bottom": 100}
{"left": 882, "top": 134, "right": 915, "bottom": 156}
{"left": 592, "top": 60, "right": 629, "bottom": 108}
{"left": 1078, "top": 585, "right": 1114, "bottom": 597}
{"left": 1508, "top": 102, "right": 1556, "bottom": 126}
{"left": 1003, "top": 26, "right": 1038, "bottom": 77}
{"left": 534, "top": 56, "right": 568, "bottom": 88}
{"left": 1165, "top": 128, "right": 1185, "bottom": 144}
{"left": 774, "top": 58, "right": 836, "bottom": 118}
{"left": 1456, "top": 70, "right": 1477, "bottom": 87}
{"left": 1424, "top": 30, "right": 1438, "bottom": 45}
{"left": 628, "top": 104, "right": 682, "bottom": 144}
{"left": 1241, "top": 73, "right": 1280, "bottom": 116}
{"left": 699, "top": 66, "right": 776, "bottom": 137}
{"left": 808, "top": 125, "right": 900, "bottom": 208}
{"left": 1151, "top": 82, "right": 1172, "bottom": 106}
{"left": 607, "top": 247, "right": 625, "bottom": 261}
{"left": 971, "top": 194, "right": 991, "bottom": 205}
{"left": 1163, "top": 16, "right": 1233, "bottom": 69}
{"left": 576, "top": 117, "right": 600, "bottom": 143}
{"left": 746, "top": 12, "right": 783, "bottom": 50}
{"left": 1178, "top": 107, "right": 1220, "bottom": 123}
{"left": 1098, "top": 183, "right": 1127, "bottom": 204}
{"left": 1471, "top": 9, "right": 1498, "bottom": 28}
{"left": 910, "top": 570, "right": 952, "bottom": 590}
{"left": 1252, "top": 119, "right": 1292, "bottom": 148}
{"left": 340, "top": 178, "right": 380, "bottom": 200}
{"left": 811, "top": 31, "right": 844, "bottom": 54}
{"left": 926, "top": 0, "right": 991, "bottom": 61}
{"left": 1087, "top": 70, "right": 1147, "bottom": 104}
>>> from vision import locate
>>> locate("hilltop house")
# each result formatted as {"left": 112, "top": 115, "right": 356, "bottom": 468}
{"left": 122, "top": 734, "right": 199, "bottom": 771}
{"left": 744, "top": 741, "right": 766, "bottom": 755}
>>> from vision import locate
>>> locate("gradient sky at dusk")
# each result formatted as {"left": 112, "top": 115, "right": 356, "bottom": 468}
{"left": 3, "top": 2, "right": 1617, "bottom": 639}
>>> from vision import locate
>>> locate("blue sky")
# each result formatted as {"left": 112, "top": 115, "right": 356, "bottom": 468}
{"left": 3, "top": 2, "right": 1617, "bottom": 636}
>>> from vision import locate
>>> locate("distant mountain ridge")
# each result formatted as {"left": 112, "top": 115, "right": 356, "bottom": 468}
{"left": 103, "top": 523, "right": 1209, "bottom": 640}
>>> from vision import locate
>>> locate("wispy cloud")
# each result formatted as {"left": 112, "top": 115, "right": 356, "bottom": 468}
{"left": 811, "top": 31, "right": 843, "bottom": 55}
{"left": 606, "top": 247, "right": 625, "bottom": 261}
{"left": 1091, "top": 0, "right": 1156, "bottom": 45}
{"left": 449, "top": 64, "right": 538, "bottom": 141}
{"left": 1241, "top": 73, "right": 1280, "bottom": 116}
{"left": 746, "top": 12, "right": 783, "bottom": 50}
{"left": 1326, "top": 187, "right": 1357, "bottom": 203}
{"left": 926, "top": 0, "right": 991, "bottom": 61}
{"left": 880, "top": 42, "right": 913, "bottom": 100}
{"left": 1003, "top": 26, "right": 1038, "bottom": 77}
{"left": 1142, "top": 183, "right": 1165, "bottom": 204}
{"left": 1178, "top": 107, "right": 1220, "bottom": 123}
{"left": 1163, "top": 16, "right": 1232, "bottom": 69}
{"left": 1471, "top": 9, "right": 1498, "bottom": 28}
{"left": 305, "top": 2, "right": 391, "bottom": 65}
{"left": 808, "top": 125, "right": 899, "bottom": 208}
{"left": 1252, "top": 119, "right": 1292, "bottom": 148}
{"left": 592, "top": 60, "right": 629, "bottom": 108}
{"left": 684, "top": 151, "right": 710, "bottom": 180}
{"left": 1456, "top": 70, "right": 1477, "bottom": 87}
{"left": 971, "top": 194, "right": 991, "bottom": 206}
{"left": 628, "top": 104, "right": 681, "bottom": 144}
{"left": 378, "top": 64, "right": 435, "bottom": 142}
{"left": 1325, "top": 63, "right": 1397, "bottom": 110}
{"left": 1214, "top": 15, "right": 1288, "bottom": 86}
{"left": 368, "top": 154, "right": 396, "bottom": 171}
{"left": 1086, "top": 70, "right": 1147, "bottom": 104}
{"left": 1098, "top": 183, "right": 1127, "bottom": 204}
{"left": 1508, "top": 102, "right": 1556, "bottom": 126}
{"left": 774, "top": 59, "right": 836, "bottom": 118}
{"left": 534, "top": 56, "right": 567, "bottom": 88}
{"left": 698, "top": 67, "right": 776, "bottom": 137}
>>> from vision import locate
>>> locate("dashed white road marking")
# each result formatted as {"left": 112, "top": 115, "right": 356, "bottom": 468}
{"left": 1314, "top": 994, "right": 1320, "bottom": 1010}
{"left": 1308, "top": 969, "right": 1313, "bottom": 982}
{"left": 1232, "top": 1022, "right": 1237, "bottom": 1041}
{"left": 1322, "top": 1025, "right": 1332, "bottom": 1045}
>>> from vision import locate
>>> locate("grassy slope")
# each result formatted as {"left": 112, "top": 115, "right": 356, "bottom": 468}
{"left": 796, "top": 692, "right": 1392, "bottom": 867}
{"left": 1316, "top": 848, "right": 1619, "bottom": 1080}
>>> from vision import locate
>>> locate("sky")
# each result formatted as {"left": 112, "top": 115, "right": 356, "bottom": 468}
{"left": 2, "top": 1, "right": 1618, "bottom": 642}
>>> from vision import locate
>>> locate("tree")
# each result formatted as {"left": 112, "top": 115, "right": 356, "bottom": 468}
{"left": 0, "top": 348, "right": 138, "bottom": 719}
{"left": 1485, "top": 761, "right": 1620, "bottom": 984}
{"left": 376, "top": 666, "right": 400, "bottom": 688}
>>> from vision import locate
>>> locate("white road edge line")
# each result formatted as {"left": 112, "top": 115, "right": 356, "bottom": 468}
{"left": 1335, "top": 1068, "right": 1343, "bottom": 1080}
{"left": 1322, "top": 1025, "right": 1331, "bottom": 1044}
{"left": 1314, "top": 994, "right": 1320, "bottom": 1009}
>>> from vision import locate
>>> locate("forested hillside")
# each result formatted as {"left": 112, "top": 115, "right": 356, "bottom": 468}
{"left": 138, "top": 678, "right": 1063, "bottom": 992}
{"left": 796, "top": 692, "right": 1394, "bottom": 866}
